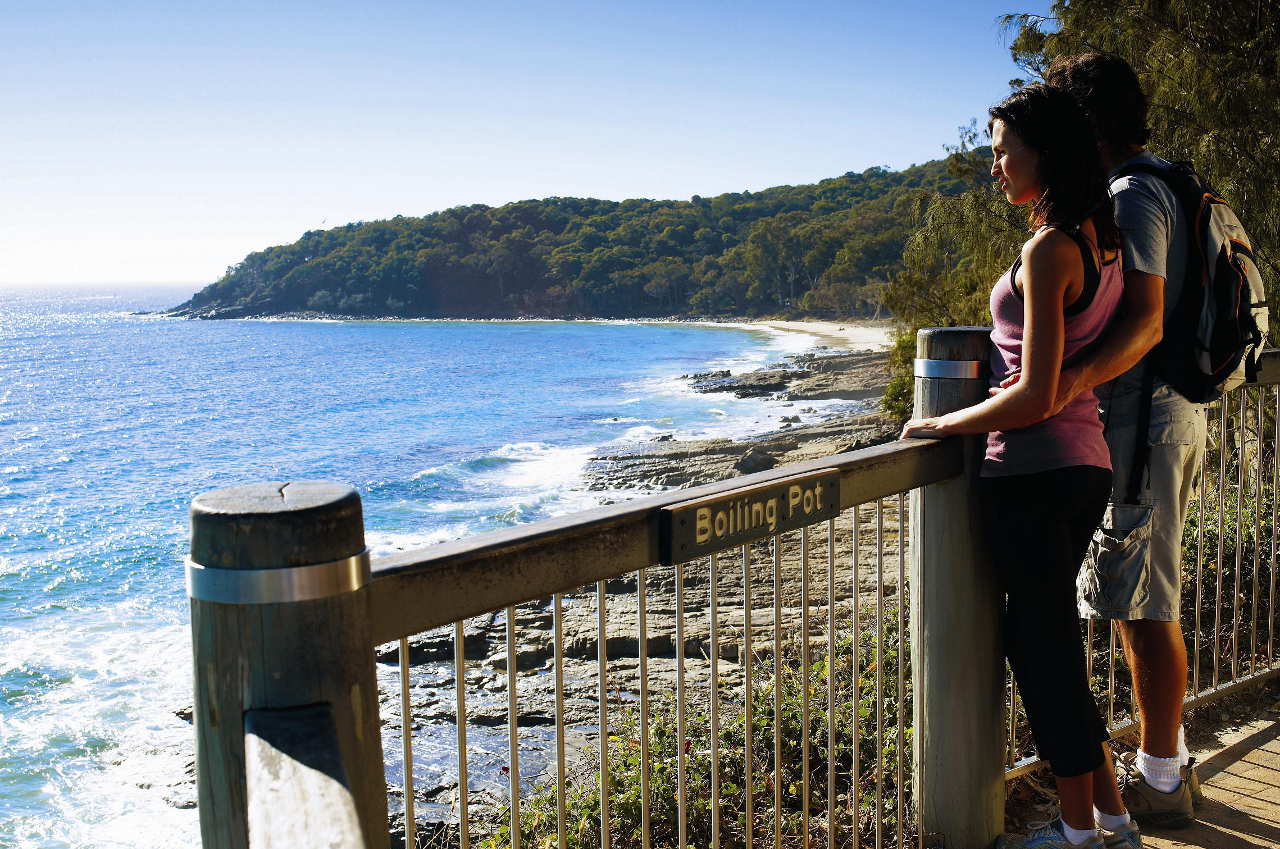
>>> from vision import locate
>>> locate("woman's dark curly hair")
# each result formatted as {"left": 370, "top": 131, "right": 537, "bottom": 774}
{"left": 988, "top": 83, "right": 1120, "bottom": 251}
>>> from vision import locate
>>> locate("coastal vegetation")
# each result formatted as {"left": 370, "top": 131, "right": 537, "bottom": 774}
{"left": 881, "top": 0, "right": 1280, "bottom": 415}
{"left": 169, "top": 159, "right": 969, "bottom": 321}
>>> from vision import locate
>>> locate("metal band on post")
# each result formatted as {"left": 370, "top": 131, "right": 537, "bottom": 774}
{"left": 913, "top": 358, "right": 985, "bottom": 379}
{"left": 186, "top": 550, "right": 371, "bottom": 604}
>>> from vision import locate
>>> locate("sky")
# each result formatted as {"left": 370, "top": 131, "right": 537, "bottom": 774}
{"left": 2, "top": 0, "right": 1054, "bottom": 287}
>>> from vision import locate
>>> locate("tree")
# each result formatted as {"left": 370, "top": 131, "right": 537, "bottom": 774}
{"left": 741, "top": 212, "right": 811, "bottom": 308}
{"left": 1006, "top": 1, "right": 1278, "bottom": 302}
{"left": 171, "top": 156, "right": 970, "bottom": 320}
{"left": 879, "top": 1, "right": 1279, "bottom": 417}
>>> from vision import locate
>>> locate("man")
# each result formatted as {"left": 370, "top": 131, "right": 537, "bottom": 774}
{"left": 1037, "top": 53, "right": 1204, "bottom": 828}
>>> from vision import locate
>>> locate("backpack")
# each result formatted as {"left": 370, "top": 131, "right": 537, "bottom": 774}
{"left": 1113, "top": 160, "right": 1269, "bottom": 403}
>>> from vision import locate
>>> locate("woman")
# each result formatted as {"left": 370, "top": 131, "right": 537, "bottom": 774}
{"left": 901, "top": 84, "right": 1140, "bottom": 849}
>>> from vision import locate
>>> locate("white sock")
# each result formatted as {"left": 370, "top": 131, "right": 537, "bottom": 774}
{"left": 1177, "top": 725, "right": 1190, "bottom": 767}
{"left": 1060, "top": 820, "right": 1100, "bottom": 845}
{"left": 1093, "top": 806, "right": 1132, "bottom": 831}
{"left": 1137, "top": 749, "right": 1182, "bottom": 793}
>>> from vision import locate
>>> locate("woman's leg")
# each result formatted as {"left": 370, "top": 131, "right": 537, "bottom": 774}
{"left": 980, "top": 467, "right": 1113, "bottom": 829}
{"left": 1059, "top": 475, "right": 1129, "bottom": 821}
{"left": 1092, "top": 745, "right": 1125, "bottom": 816}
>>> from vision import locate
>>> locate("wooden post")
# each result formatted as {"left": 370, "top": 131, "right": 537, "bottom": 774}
{"left": 908, "top": 327, "right": 1004, "bottom": 849}
{"left": 188, "top": 481, "right": 389, "bottom": 849}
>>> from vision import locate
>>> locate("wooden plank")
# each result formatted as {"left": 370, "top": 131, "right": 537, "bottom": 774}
{"left": 908, "top": 327, "right": 1005, "bottom": 849}
{"left": 369, "top": 436, "right": 961, "bottom": 644}
{"left": 1249, "top": 347, "right": 1280, "bottom": 386}
{"left": 245, "top": 705, "right": 366, "bottom": 849}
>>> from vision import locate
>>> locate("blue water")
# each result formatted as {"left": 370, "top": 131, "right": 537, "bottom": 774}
{"left": 0, "top": 285, "right": 856, "bottom": 847}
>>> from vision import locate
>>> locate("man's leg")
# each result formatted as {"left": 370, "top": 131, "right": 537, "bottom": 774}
{"left": 1116, "top": 386, "right": 1205, "bottom": 825}
{"left": 1118, "top": 618, "right": 1186, "bottom": 758}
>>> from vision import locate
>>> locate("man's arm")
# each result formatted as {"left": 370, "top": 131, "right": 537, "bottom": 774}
{"left": 994, "top": 269, "right": 1164, "bottom": 411}
{"left": 1053, "top": 269, "right": 1164, "bottom": 408}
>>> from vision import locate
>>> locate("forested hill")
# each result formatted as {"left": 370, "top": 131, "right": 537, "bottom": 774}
{"left": 169, "top": 155, "right": 976, "bottom": 320}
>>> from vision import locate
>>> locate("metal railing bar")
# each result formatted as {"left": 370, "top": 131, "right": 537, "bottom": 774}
{"left": 399, "top": 637, "right": 416, "bottom": 849}
{"left": 553, "top": 595, "right": 567, "bottom": 849}
{"left": 507, "top": 606, "right": 521, "bottom": 849}
{"left": 1086, "top": 618, "right": 1095, "bottom": 687}
{"left": 1194, "top": 437, "right": 1206, "bottom": 696}
{"left": 676, "top": 558, "right": 689, "bottom": 849}
{"left": 742, "top": 544, "right": 754, "bottom": 849}
{"left": 896, "top": 492, "right": 906, "bottom": 849}
{"left": 1253, "top": 387, "right": 1263, "bottom": 674}
{"left": 850, "top": 505, "right": 862, "bottom": 849}
{"left": 598, "top": 581, "right": 611, "bottom": 849}
{"left": 455, "top": 621, "right": 470, "bottom": 849}
{"left": 875, "top": 498, "right": 884, "bottom": 849}
{"left": 1107, "top": 621, "right": 1117, "bottom": 726}
{"left": 1234, "top": 389, "right": 1245, "bottom": 682}
{"left": 710, "top": 552, "right": 722, "bottom": 849}
{"left": 1007, "top": 679, "right": 1018, "bottom": 769}
{"left": 638, "top": 571, "right": 651, "bottom": 849}
{"left": 1004, "top": 661, "right": 1280, "bottom": 780}
{"left": 910, "top": 497, "right": 921, "bottom": 849}
{"left": 1250, "top": 348, "right": 1280, "bottom": 385}
{"left": 773, "top": 535, "right": 783, "bottom": 849}
{"left": 368, "top": 439, "right": 963, "bottom": 644}
{"left": 1215, "top": 397, "right": 1227, "bottom": 688}
{"left": 1272, "top": 387, "right": 1279, "bottom": 663}
{"left": 801, "top": 525, "right": 812, "bottom": 849}
{"left": 826, "top": 517, "right": 836, "bottom": 849}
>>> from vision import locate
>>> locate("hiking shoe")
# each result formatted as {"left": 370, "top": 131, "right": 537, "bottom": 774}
{"left": 1121, "top": 773, "right": 1194, "bottom": 828}
{"left": 994, "top": 818, "right": 1106, "bottom": 849}
{"left": 1185, "top": 758, "right": 1204, "bottom": 810}
{"left": 1100, "top": 819, "right": 1142, "bottom": 849}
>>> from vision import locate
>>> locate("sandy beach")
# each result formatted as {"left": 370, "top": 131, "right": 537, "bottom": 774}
{"left": 752, "top": 319, "right": 894, "bottom": 352}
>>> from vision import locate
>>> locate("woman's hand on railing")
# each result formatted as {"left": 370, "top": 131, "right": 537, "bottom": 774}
{"left": 899, "top": 417, "right": 950, "bottom": 440}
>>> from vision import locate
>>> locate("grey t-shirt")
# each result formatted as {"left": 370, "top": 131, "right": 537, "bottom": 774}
{"left": 1107, "top": 151, "right": 1188, "bottom": 392}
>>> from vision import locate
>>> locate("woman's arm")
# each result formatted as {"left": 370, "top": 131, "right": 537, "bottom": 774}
{"left": 900, "top": 230, "right": 1078, "bottom": 438}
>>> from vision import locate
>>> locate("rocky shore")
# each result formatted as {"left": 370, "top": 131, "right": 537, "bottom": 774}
{"left": 168, "top": 335, "right": 906, "bottom": 832}
{"left": 371, "top": 340, "right": 905, "bottom": 829}
{"left": 584, "top": 348, "right": 893, "bottom": 492}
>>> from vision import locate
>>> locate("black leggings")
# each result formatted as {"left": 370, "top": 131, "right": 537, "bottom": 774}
{"left": 978, "top": 465, "right": 1112, "bottom": 778}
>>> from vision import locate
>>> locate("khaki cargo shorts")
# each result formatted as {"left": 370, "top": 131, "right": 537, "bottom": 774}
{"left": 1079, "top": 380, "right": 1208, "bottom": 622}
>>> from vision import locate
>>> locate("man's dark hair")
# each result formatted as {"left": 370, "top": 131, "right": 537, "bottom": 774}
{"left": 989, "top": 83, "right": 1121, "bottom": 250}
{"left": 1043, "top": 52, "right": 1151, "bottom": 149}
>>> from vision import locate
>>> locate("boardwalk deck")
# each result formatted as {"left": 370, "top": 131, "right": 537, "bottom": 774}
{"left": 1144, "top": 718, "right": 1280, "bottom": 849}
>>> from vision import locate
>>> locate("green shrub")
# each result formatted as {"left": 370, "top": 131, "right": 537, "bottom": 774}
{"left": 476, "top": 603, "right": 914, "bottom": 849}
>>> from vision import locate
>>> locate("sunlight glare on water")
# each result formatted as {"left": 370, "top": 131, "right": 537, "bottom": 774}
{"left": 0, "top": 286, "right": 842, "bottom": 847}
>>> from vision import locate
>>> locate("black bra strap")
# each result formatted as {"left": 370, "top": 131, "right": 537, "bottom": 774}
{"left": 1059, "top": 227, "right": 1102, "bottom": 316}
{"left": 1009, "top": 226, "right": 1105, "bottom": 313}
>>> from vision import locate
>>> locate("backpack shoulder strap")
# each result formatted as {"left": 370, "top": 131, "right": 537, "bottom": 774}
{"left": 1114, "top": 160, "right": 1210, "bottom": 210}
{"left": 1113, "top": 162, "right": 1168, "bottom": 180}
{"left": 1126, "top": 366, "right": 1156, "bottom": 504}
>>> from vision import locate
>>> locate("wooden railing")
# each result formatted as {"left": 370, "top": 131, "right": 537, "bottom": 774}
{"left": 185, "top": 329, "right": 1280, "bottom": 849}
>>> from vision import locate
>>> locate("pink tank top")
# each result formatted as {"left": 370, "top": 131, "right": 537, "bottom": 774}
{"left": 981, "top": 228, "right": 1124, "bottom": 477}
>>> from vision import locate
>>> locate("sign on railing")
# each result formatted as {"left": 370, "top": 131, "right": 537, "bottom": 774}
{"left": 658, "top": 467, "right": 841, "bottom": 564}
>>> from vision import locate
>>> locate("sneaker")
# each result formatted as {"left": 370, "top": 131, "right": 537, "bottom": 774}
{"left": 1099, "top": 819, "right": 1142, "bottom": 849}
{"left": 994, "top": 818, "right": 1106, "bottom": 849}
{"left": 1121, "top": 772, "right": 1194, "bottom": 828}
{"left": 1185, "top": 757, "right": 1204, "bottom": 809}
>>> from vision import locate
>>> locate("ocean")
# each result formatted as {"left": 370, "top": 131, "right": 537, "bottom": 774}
{"left": 0, "top": 285, "right": 865, "bottom": 848}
